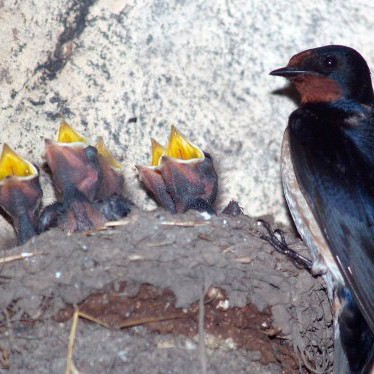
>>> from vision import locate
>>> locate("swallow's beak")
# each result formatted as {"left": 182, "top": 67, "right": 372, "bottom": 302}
{"left": 95, "top": 137, "right": 124, "bottom": 199}
{"left": 138, "top": 126, "right": 218, "bottom": 213}
{"left": 45, "top": 121, "right": 101, "bottom": 201}
{"left": 164, "top": 125, "right": 204, "bottom": 161}
{"left": 270, "top": 66, "right": 311, "bottom": 78}
{"left": 0, "top": 144, "right": 42, "bottom": 244}
{"left": 0, "top": 144, "right": 38, "bottom": 181}
{"left": 150, "top": 138, "right": 165, "bottom": 167}
{"left": 57, "top": 120, "right": 88, "bottom": 144}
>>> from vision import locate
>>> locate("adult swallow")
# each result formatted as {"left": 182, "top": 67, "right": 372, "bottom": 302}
{"left": 0, "top": 144, "right": 42, "bottom": 244}
{"left": 137, "top": 126, "right": 218, "bottom": 214}
{"left": 271, "top": 45, "right": 374, "bottom": 373}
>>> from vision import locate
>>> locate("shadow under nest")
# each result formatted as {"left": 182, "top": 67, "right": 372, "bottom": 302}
{"left": 0, "top": 208, "right": 333, "bottom": 373}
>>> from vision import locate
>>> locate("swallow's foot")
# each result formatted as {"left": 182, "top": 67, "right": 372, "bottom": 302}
{"left": 257, "top": 219, "right": 312, "bottom": 271}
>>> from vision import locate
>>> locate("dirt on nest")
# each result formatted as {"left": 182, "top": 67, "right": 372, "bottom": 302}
{"left": 0, "top": 208, "right": 333, "bottom": 373}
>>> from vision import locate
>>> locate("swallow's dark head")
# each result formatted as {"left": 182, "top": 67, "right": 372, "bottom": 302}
{"left": 270, "top": 45, "right": 374, "bottom": 105}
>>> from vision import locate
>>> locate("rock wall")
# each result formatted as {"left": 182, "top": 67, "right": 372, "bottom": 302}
{"left": 1, "top": 0, "right": 373, "bottom": 243}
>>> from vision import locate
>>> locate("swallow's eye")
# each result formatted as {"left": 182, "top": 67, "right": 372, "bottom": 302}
{"left": 322, "top": 55, "right": 338, "bottom": 69}
{"left": 85, "top": 146, "right": 99, "bottom": 163}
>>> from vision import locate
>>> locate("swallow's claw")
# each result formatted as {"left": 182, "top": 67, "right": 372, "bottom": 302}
{"left": 257, "top": 219, "right": 313, "bottom": 271}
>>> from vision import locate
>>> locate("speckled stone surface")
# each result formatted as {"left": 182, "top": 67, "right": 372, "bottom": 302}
{"left": 1, "top": 0, "right": 373, "bottom": 243}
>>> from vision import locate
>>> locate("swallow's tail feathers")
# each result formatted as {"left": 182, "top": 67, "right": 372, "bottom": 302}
{"left": 334, "top": 287, "right": 374, "bottom": 373}
{"left": 334, "top": 315, "right": 374, "bottom": 374}
{"left": 333, "top": 335, "right": 350, "bottom": 374}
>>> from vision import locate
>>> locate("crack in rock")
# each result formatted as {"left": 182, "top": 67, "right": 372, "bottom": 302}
{"left": 35, "top": 0, "right": 97, "bottom": 81}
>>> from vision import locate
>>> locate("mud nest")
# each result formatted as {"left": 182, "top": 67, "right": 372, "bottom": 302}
{"left": 0, "top": 209, "right": 333, "bottom": 373}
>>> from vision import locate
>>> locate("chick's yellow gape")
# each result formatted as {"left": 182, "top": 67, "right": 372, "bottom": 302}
{"left": 0, "top": 144, "right": 37, "bottom": 180}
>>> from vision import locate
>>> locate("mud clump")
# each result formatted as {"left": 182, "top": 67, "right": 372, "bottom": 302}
{"left": 0, "top": 209, "right": 333, "bottom": 372}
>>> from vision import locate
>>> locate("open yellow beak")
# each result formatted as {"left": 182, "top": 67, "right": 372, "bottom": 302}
{"left": 151, "top": 126, "right": 204, "bottom": 166}
{"left": 0, "top": 144, "right": 38, "bottom": 181}
{"left": 138, "top": 126, "right": 217, "bottom": 214}
{"left": 165, "top": 125, "right": 204, "bottom": 160}
{"left": 150, "top": 138, "right": 165, "bottom": 166}
{"left": 57, "top": 120, "right": 88, "bottom": 144}
{"left": 96, "top": 137, "right": 122, "bottom": 169}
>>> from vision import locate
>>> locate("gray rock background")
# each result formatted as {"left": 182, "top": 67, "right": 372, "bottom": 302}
{"left": 1, "top": 0, "right": 373, "bottom": 243}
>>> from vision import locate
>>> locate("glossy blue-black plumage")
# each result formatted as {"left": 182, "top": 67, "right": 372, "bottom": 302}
{"left": 272, "top": 45, "right": 374, "bottom": 373}
{"left": 289, "top": 100, "right": 374, "bottom": 333}
{"left": 337, "top": 286, "right": 374, "bottom": 372}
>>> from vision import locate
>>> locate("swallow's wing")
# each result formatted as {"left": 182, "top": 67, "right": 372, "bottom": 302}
{"left": 289, "top": 108, "right": 374, "bottom": 331}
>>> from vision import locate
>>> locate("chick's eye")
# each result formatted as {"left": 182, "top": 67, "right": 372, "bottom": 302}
{"left": 322, "top": 55, "right": 337, "bottom": 69}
